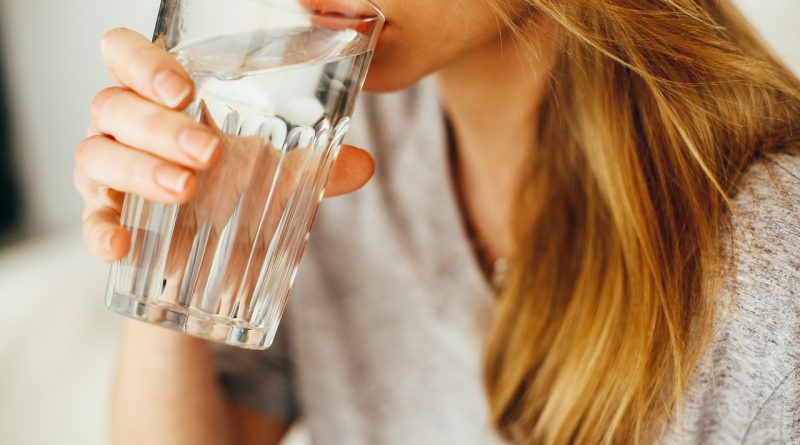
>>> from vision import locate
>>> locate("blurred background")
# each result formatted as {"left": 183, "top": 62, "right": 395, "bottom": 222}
{"left": 0, "top": 1, "right": 797, "bottom": 443}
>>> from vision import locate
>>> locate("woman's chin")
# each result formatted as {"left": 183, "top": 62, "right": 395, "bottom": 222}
{"left": 362, "top": 62, "right": 425, "bottom": 93}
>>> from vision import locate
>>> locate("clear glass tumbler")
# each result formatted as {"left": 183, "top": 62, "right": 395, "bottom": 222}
{"left": 105, "top": 0, "right": 384, "bottom": 349}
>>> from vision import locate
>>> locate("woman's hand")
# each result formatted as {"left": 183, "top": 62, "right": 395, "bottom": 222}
{"left": 80, "top": 28, "right": 372, "bottom": 445}
{"left": 74, "top": 27, "right": 375, "bottom": 263}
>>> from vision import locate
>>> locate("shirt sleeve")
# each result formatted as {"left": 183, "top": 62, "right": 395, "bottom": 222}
{"left": 211, "top": 326, "right": 300, "bottom": 422}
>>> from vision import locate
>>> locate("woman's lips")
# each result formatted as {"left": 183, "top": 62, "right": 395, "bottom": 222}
{"left": 299, "top": 0, "right": 383, "bottom": 20}
{"left": 300, "top": 0, "right": 389, "bottom": 52}
{"left": 298, "top": 0, "right": 389, "bottom": 54}
{"left": 308, "top": 14, "right": 387, "bottom": 43}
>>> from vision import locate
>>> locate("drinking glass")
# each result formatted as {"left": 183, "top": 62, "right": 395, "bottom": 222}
{"left": 105, "top": 0, "right": 384, "bottom": 349}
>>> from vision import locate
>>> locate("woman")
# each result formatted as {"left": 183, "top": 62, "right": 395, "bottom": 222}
{"left": 74, "top": 0, "right": 800, "bottom": 443}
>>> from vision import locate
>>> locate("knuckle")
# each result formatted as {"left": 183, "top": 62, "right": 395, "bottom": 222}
{"left": 75, "top": 135, "right": 107, "bottom": 176}
{"left": 82, "top": 213, "right": 98, "bottom": 241}
{"left": 141, "top": 108, "right": 179, "bottom": 149}
{"left": 100, "top": 27, "right": 130, "bottom": 53}
{"left": 83, "top": 206, "right": 102, "bottom": 228}
{"left": 89, "top": 87, "right": 122, "bottom": 123}
{"left": 116, "top": 158, "right": 140, "bottom": 188}
{"left": 141, "top": 103, "right": 166, "bottom": 130}
{"left": 74, "top": 136, "right": 98, "bottom": 170}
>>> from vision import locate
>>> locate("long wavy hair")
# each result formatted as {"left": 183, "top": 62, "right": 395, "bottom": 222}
{"left": 481, "top": 1, "right": 800, "bottom": 442}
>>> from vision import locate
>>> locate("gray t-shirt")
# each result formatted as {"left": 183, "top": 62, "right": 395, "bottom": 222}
{"left": 214, "top": 79, "right": 800, "bottom": 444}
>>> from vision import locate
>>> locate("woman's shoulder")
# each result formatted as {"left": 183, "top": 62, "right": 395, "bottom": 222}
{"left": 727, "top": 150, "right": 800, "bottom": 296}
{"left": 731, "top": 150, "right": 800, "bottom": 217}
{"left": 722, "top": 150, "right": 800, "bottom": 359}
{"left": 675, "top": 150, "right": 800, "bottom": 442}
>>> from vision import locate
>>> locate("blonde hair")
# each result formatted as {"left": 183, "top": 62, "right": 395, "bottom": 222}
{"left": 482, "top": 1, "right": 800, "bottom": 442}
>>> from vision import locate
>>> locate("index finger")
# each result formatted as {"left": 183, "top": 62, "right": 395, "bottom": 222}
{"left": 101, "top": 27, "right": 194, "bottom": 109}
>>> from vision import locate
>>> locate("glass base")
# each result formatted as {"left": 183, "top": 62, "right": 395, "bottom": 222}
{"left": 107, "top": 291, "right": 273, "bottom": 350}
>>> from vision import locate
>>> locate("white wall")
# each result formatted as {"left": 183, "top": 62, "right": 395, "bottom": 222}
{"left": 0, "top": 0, "right": 799, "bottom": 236}
{"left": 735, "top": 0, "right": 800, "bottom": 72}
{"left": 0, "top": 0, "right": 160, "bottom": 237}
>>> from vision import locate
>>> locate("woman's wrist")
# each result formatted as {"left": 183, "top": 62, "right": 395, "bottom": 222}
{"left": 120, "top": 320, "right": 211, "bottom": 352}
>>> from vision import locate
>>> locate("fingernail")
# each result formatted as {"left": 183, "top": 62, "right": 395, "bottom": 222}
{"left": 153, "top": 69, "right": 191, "bottom": 108}
{"left": 179, "top": 128, "right": 219, "bottom": 164}
{"left": 155, "top": 166, "right": 191, "bottom": 194}
{"left": 104, "top": 230, "right": 117, "bottom": 252}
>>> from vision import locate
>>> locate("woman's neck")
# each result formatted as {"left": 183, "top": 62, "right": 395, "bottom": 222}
{"left": 436, "top": 21, "right": 558, "bottom": 263}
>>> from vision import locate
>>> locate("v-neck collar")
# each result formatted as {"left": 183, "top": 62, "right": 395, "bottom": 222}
{"left": 418, "top": 78, "right": 499, "bottom": 304}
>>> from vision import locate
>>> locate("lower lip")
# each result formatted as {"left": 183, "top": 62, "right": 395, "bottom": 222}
{"left": 304, "top": 0, "right": 378, "bottom": 18}
{"left": 303, "top": 1, "right": 390, "bottom": 52}
{"left": 309, "top": 14, "right": 390, "bottom": 53}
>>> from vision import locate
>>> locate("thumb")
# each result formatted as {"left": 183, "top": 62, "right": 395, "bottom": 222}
{"left": 324, "top": 145, "right": 375, "bottom": 197}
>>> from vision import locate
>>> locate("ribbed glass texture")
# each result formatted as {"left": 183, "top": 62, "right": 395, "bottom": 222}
{"left": 104, "top": 0, "right": 383, "bottom": 349}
